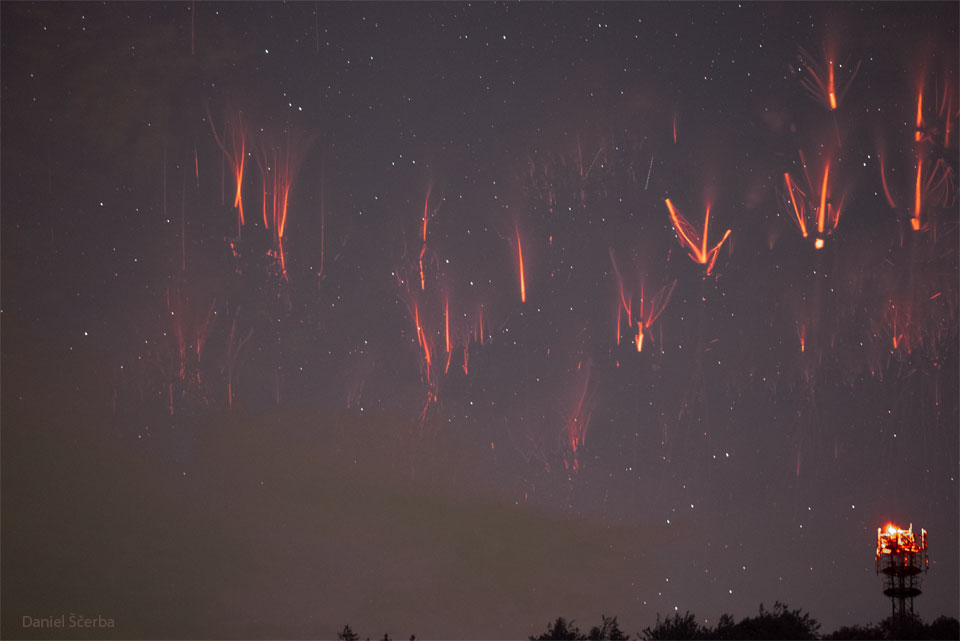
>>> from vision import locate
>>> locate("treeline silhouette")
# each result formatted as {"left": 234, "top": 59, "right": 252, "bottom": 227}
{"left": 337, "top": 603, "right": 959, "bottom": 640}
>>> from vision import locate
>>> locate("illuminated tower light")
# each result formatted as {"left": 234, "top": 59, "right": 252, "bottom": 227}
{"left": 875, "top": 522, "right": 929, "bottom": 620}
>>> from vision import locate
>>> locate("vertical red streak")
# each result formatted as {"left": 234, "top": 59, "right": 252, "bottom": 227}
{"left": 915, "top": 90, "right": 924, "bottom": 142}
{"left": 444, "top": 297, "right": 450, "bottom": 354}
{"left": 262, "top": 188, "right": 269, "bottom": 228}
{"left": 912, "top": 155, "right": 923, "bottom": 230}
{"left": 635, "top": 324, "right": 643, "bottom": 352}
{"left": 419, "top": 187, "right": 431, "bottom": 290}
{"left": 414, "top": 305, "right": 432, "bottom": 378}
{"left": 516, "top": 226, "right": 526, "bottom": 303}
{"left": 827, "top": 60, "right": 837, "bottom": 110}
{"left": 479, "top": 308, "right": 484, "bottom": 345}
{"left": 234, "top": 135, "right": 245, "bottom": 229}
{"left": 818, "top": 161, "right": 830, "bottom": 234}
{"left": 944, "top": 94, "right": 953, "bottom": 147}
{"left": 672, "top": 113, "right": 678, "bottom": 143}
{"left": 784, "top": 173, "right": 807, "bottom": 237}
{"left": 422, "top": 189, "right": 430, "bottom": 243}
{"left": 414, "top": 306, "right": 422, "bottom": 347}
{"left": 279, "top": 182, "right": 290, "bottom": 239}
{"left": 278, "top": 237, "right": 287, "bottom": 279}
{"left": 419, "top": 248, "right": 427, "bottom": 291}
{"left": 194, "top": 146, "right": 199, "bottom": 187}
{"left": 878, "top": 154, "right": 897, "bottom": 208}
{"left": 799, "top": 324, "right": 806, "bottom": 352}
{"left": 616, "top": 305, "right": 621, "bottom": 345}
{"left": 462, "top": 343, "right": 469, "bottom": 375}
{"left": 701, "top": 203, "right": 711, "bottom": 259}
{"left": 208, "top": 115, "right": 248, "bottom": 236}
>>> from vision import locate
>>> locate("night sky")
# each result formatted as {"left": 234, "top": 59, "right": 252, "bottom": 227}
{"left": 1, "top": 2, "right": 958, "bottom": 639}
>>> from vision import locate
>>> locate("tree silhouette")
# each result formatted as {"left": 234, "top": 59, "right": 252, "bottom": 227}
{"left": 531, "top": 616, "right": 584, "bottom": 640}
{"left": 640, "top": 611, "right": 707, "bottom": 640}
{"left": 822, "top": 614, "right": 960, "bottom": 640}
{"left": 337, "top": 624, "right": 359, "bottom": 641}
{"left": 588, "top": 614, "right": 630, "bottom": 640}
{"left": 719, "top": 602, "right": 820, "bottom": 640}
{"left": 642, "top": 603, "right": 819, "bottom": 640}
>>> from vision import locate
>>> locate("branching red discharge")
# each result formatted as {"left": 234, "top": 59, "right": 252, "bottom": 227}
{"left": 609, "top": 249, "right": 674, "bottom": 352}
{"left": 886, "top": 300, "right": 909, "bottom": 352}
{"left": 783, "top": 173, "right": 808, "bottom": 237}
{"left": 635, "top": 280, "right": 676, "bottom": 353}
{"left": 94, "top": 8, "right": 959, "bottom": 514}
{"left": 207, "top": 112, "right": 247, "bottom": 237}
{"left": 563, "top": 359, "right": 593, "bottom": 472}
{"left": 665, "top": 198, "right": 732, "bottom": 273}
{"left": 223, "top": 312, "right": 253, "bottom": 411}
{"left": 797, "top": 45, "right": 860, "bottom": 113}
{"left": 782, "top": 151, "right": 844, "bottom": 248}
{"left": 253, "top": 138, "right": 305, "bottom": 279}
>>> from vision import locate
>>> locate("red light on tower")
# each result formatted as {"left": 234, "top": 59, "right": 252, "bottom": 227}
{"left": 875, "top": 522, "right": 929, "bottom": 620}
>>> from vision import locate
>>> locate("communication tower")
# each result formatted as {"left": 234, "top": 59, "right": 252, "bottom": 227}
{"left": 875, "top": 522, "right": 929, "bottom": 619}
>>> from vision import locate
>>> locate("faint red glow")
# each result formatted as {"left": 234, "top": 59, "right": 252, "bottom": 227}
{"left": 878, "top": 153, "right": 897, "bottom": 208}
